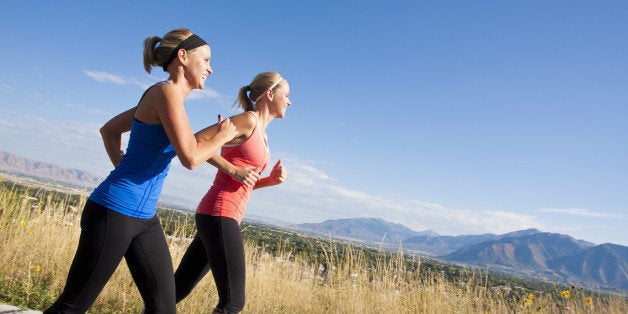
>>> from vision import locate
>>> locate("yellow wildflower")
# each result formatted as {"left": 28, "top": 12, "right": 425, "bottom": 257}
{"left": 523, "top": 292, "right": 535, "bottom": 305}
{"left": 37, "top": 209, "right": 42, "bottom": 214}
{"left": 35, "top": 265, "right": 41, "bottom": 272}
{"left": 19, "top": 220, "right": 27, "bottom": 227}
{"left": 584, "top": 297, "right": 592, "bottom": 306}
{"left": 27, "top": 228, "right": 33, "bottom": 234}
{"left": 561, "top": 290, "right": 571, "bottom": 299}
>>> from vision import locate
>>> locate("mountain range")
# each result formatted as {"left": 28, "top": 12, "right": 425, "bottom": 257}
{"left": 444, "top": 232, "right": 627, "bottom": 290}
{"left": 1, "top": 150, "right": 626, "bottom": 291}
{"left": 297, "top": 217, "right": 423, "bottom": 244}
{"left": 0, "top": 151, "right": 101, "bottom": 188}
{"left": 0, "top": 151, "right": 190, "bottom": 208}
{"left": 294, "top": 218, "right": 627, "bottom": 291}
{"left": 403, "top": 228, "right": 545, "bottom": 256}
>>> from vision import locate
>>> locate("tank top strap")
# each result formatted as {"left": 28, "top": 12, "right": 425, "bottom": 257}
{"left": 248, "top": 111, "right": 268, "bottom": 151}
{"left": 135, "top": 81, "right": 170, "bottom": 107}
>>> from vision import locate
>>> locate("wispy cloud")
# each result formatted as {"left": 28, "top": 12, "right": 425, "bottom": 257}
{"left": 540, "top": 208, "right": 625, "bottom": 219}
{"left": 84, "top": 70, "right": 153, "bottom": 90}
{"left": 63, "top": 103, "right": 111, "bottom": 116}
{"left": 0, "top": 113, "right": 546, "bottom": 237}
{"left": 2, "top": 84, "right": 15, "bottom": 93}
{"left": 0, "top": 109, "right": 111, "bottom": 175}
{"left": 0, "top": 108, "right": 617, "bottom": 242}
{"left": 162, "top": 154, "right": 547, "bottom": 236}
{"left": 189, "top": 88, "right": 223, "bottom": 101}
{"left": 84, "top": 70, "right": 128, "bottom": 85}
{"left": 84, "top": 70, "right": 227, "bottom": 103}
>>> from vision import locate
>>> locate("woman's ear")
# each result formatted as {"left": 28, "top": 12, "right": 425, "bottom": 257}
{"left": 178, "top": 49, "right": 188, "bottom": 65}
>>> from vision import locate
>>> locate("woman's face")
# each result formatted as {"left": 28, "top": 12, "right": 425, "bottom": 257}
{"left": 270, "top": 83, "right": 291, "bottom": 118}
{"left": 185, "top": 45, "right": 212, "bottom": 89}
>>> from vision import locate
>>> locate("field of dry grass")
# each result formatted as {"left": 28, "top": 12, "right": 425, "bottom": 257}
{"left": 1, "top": 179, "right": 625, "bottom": 313}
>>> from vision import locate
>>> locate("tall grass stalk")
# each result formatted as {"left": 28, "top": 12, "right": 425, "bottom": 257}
{"left": 1, "top": 181, "right": 626, "bottom": 313}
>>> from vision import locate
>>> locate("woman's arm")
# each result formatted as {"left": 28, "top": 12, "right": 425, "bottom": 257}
{"left": 253, "top": 159, "right": 286, "bottom": 190}
{"left": 198, "top": 112, "right": 260, "bottom": 187}
{"left": 152, "top": 85, "right": 238, "bottom": 169}
{"left": 100, "top": 107, "right": 136, "bottom": 167}
{"left": 207, "top": 156, "right": 260, "bottom": 188}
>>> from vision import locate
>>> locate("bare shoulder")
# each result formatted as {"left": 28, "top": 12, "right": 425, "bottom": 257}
{"left": 136, "top": 82, "right": 183, "bottom": 123}
{"left": 137, "top": 82, "right": 166, "bottom": 106}
{"left": 148, "top": 83, "right": 188, "bottom": 110}
{"left": 229, "top": 111, "right": 256, "bottom": 129}
{"left": 151, "top": 82, "right": 183, "bottom": 104}
{"left": 228, "top": 111, "right": 257, "bottom": 139}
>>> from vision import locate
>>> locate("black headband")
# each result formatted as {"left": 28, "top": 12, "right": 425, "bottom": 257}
{"left": 162, "top": 34, "right": 208, "bottom": 72}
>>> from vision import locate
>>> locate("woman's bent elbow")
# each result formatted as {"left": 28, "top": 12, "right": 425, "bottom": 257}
{"left": 179, "top": 157, "right": 203, "bottom": 170}
{"left": 99, "top": 126, "right": 118, "bottom": 141}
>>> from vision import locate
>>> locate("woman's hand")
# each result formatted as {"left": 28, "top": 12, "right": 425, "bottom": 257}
{"left": 253, "top": 159, "right": 286, "bottom": 190}
{"left": 266, "top": 159, "right": 287, "bottom": 186}
{"left": 215, "top": 115, "right": 238, "bottom": 143}
{"left": 231, "top": 166, "right": 261, "bottom": 188}
{"left": 207, "top": 156, "right": 260, "bottom": 188}
{"left": 100, "top": 107, "right": 135, "bottom": 167}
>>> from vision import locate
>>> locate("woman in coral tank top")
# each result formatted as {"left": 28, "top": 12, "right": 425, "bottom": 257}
{"left": 175, "top": 71, "right": 290, "bottom": 313}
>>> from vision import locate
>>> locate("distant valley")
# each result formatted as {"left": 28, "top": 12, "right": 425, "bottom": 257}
{"left": 293, "top": 218, "right": 627, "bottom": 291}
{"left": 1, "top": 150, "right": 626, "bottom": 292}
{"left": 0, "top": 150, "right": 193, "bottom": 208}
{"left": 0, "top": 150, "right": 101, "bottom": 188}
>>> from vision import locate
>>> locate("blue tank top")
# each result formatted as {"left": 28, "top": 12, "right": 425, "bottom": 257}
{"left": 90, "top": 117, "right": 176, "bottom": 218}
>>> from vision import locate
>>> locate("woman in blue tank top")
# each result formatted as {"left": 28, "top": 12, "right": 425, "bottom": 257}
{"left": 45, "top": 28, "right": 254, "bottom": 314}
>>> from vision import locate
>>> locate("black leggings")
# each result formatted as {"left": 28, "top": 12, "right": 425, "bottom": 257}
{"left": 175, "top": 214, "right": 245, "bottom": 313}
{"left": 45, "top": 200, "right": 176, "bottom": 314}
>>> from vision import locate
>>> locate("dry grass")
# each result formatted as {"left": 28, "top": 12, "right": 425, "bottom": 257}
{"left": 1, "top": 180, "right": 626, "bottom": 313}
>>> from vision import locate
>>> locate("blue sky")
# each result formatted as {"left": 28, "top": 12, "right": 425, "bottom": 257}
{"left": 1, "top": 1, "right": 627, "bottom": 246}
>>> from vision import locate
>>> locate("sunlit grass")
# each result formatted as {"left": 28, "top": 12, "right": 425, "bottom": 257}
{"left": 1, "top": 179, "right": 626, "bottom": 313}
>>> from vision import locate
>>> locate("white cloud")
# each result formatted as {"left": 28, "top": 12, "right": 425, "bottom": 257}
{"left": 83, "top": 70, "right": 154, "bottom": 91}
{"left": 0, "top": 111, "right": 620, "bottom": 243}
{"left": 232, "top": 155, "right": 546, "bottom": 236}
{"left": 84, "top": 70, "right": 227, "bottom": 103}
{"left": 189, "top": 88, "right": 223, "bottom": 101}
{"left": 64, "top": 103, "right": 111, "bottom": 116}
{"left": 0, "top": 110, "right": 572, "bottom": 239}
{"left": 2, "top": 84, "right": 15, "bottom": 93}
{"left": 84, "top": 70, "right": 128, "bottom": 85}
{"left": 539, "top": 208, "right": 625, "bottom": 219}
{"left": 0, "top": 109, "right": 111, "bottom": 176}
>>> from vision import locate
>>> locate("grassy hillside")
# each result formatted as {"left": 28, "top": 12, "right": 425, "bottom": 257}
{"left": 1, "top": 177, "right": 625, "bottom": 313}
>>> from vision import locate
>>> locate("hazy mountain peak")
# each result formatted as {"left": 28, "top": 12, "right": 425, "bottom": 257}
{"left": 0, "top": 151, "right": 102, "bottom": 188}
{"left": 297, "top": 217, "right": 421, "bottom": 244}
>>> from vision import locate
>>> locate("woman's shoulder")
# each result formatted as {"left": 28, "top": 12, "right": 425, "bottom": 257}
{"left": 142, "top": 81, "right": 185, "bottom": 105}
{"left": 151, "top": 81, "right": 176, "bottom": 97}
{"left": 229, "top": 111, "right": 257, "bottom": 138}
{"left": 230, "top": 111, "right": 257, "bottom": 128}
